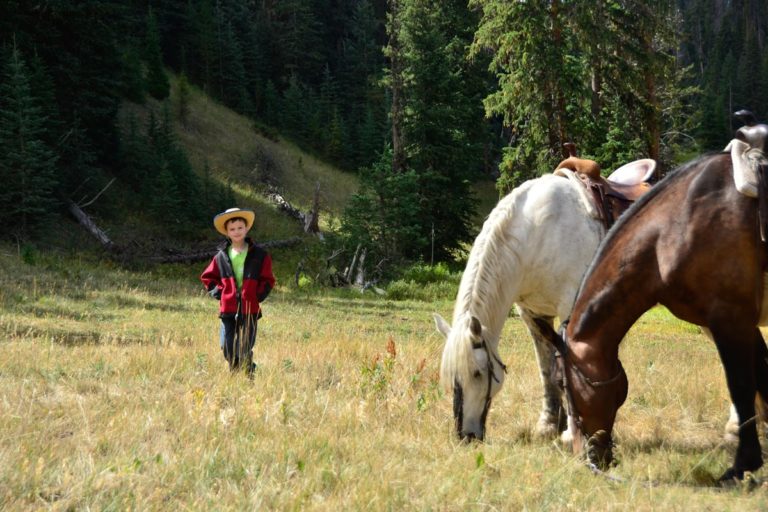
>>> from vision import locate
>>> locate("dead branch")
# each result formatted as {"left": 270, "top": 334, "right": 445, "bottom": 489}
{"left": 79, "top": 178, "right": 117, "bottom": 208}
{"left": 303, "top": 181, "right": 322, "bottom": 239}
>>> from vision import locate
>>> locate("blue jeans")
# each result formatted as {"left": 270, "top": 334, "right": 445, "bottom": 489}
{"left": 220, "top": 314, "right": 257, "bottom": 371}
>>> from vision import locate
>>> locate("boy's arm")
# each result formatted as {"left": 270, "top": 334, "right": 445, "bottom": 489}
{"left": 200, "top": 257, "right": 223, "bottom": 300}
{"left": 257, "top": 253, "right": 276, "bottom": 302}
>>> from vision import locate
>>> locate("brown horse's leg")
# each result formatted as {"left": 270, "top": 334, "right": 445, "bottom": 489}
{"left": 753, "top": 332, "right": 768, "bottom": 432}
{"left": 711, "top": 325, "right": 763, "bottom": 481}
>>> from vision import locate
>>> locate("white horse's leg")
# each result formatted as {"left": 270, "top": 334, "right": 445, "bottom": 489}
{"left": 518, "top": 307, "right": 566, "bottom": 438}
{"left": 725, "top": 403, "right": 740, "bottom": 443}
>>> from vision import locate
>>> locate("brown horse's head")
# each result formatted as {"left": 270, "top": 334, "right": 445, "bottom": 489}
{"left": 543, "top": 320, "right": 629, "bottom": 469}
{"left": 561, "top": 352, "right": 628, "bottom": 469}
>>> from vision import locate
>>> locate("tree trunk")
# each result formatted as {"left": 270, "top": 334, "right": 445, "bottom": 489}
{"left": 303, "top": 181, "right": 322, "bottom": 239}
{"left": 354, "top": 247, "right": 367, "bottom": 286}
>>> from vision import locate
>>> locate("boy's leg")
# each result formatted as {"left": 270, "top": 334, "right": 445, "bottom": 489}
{"left": 220, "top": 316, "right": 237, "bottom": 369}
{"left": 244, "top": 315, "right": 258, "bottom": 374}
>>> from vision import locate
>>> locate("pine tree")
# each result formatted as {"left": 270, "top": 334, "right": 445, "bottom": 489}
{"left": 356, "top": 105, "right": 383, "bottom": 169}
{"left": 262, "top": 80, "right": 281, "bottom": 128}
{"left": 177, "top": 73, "right": 192, "bottom": 127}
{"left": 118, "top": 112, "right": 153, "bottom": 193}
{"left": 342, "top": 148, "right": 423, "bottom": 262}
{"left": 214, "top": 13, "right": 253, "bottom": 114}
{"left": 281, "top": 74, "right": 308, "bottom": 142}
{"left": 272, "top": 0, "right": 326, "bottom": 87}
{"left": 0, "top": 46, "right": 59, "bottom": 239}
{"left": 121, "top": 47, "right": 147, "bottom": 103}
{"left": 472, "top": 0, "right": 689, "bottom": 183}
{"left": 145, "top": 8, "right": 171, "bottom": 100}
{"left": 390, "top": 0, "right": 486, "bottom": 259}
{"left": 149, "top": 106, "right": 203, "bottom": 226}
{"left": 187, "top": 0, "right": 217, "bottom": 93}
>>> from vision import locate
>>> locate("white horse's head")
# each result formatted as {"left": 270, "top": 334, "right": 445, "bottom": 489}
{"left": 435, "top": 312, "right": 506, "bottom": 441}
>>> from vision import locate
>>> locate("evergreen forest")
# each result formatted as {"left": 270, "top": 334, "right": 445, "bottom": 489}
{"left": 1, "top": 0, "right": 767, "bottom": 274}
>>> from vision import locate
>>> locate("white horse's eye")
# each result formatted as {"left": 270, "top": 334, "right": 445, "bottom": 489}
{"left": 473, "top": 370, "right": 482, "bottom": 379}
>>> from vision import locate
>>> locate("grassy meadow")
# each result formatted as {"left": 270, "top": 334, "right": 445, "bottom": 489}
{"left": 1, "top": 245, "right": 768, "bottom": 511}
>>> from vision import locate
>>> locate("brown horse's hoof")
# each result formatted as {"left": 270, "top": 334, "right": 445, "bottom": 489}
{"left": 717, "top": 468, "right": 761, "bottom": 490}
{"left": 586, "top": 430, "right": 614, "bottom": 470}
{"left": 717, "top": 467, "right": 743, "bottom": 486}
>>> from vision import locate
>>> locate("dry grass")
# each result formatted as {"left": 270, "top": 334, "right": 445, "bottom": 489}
{"left": 1, "top": 248, "right": 767, "bottom": 510}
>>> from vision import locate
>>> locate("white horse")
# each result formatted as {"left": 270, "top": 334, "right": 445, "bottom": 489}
{"left": 434, "top": 159, "right": 656, "bottom": 441}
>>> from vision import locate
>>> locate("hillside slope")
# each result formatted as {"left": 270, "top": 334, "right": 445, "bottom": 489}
{"left": 118, "top": 75, "right": 360, "bottom": 245}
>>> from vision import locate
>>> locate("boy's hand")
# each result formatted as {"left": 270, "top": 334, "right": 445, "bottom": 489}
{"left": 209, "top": 286, "right": 222, "bottom": 300}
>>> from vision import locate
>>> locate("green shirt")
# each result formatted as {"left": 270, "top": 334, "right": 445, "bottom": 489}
{"left": 228, "top": 246, "right": 247, "bottom": 289}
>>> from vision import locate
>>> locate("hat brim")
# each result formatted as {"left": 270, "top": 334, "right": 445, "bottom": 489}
{"left": 213, "top": 209, "right": 255, "bottom": 236}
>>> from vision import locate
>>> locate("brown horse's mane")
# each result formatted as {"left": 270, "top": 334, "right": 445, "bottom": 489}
{"left": 575, "top": 153, "right": 720, "bottom": 298}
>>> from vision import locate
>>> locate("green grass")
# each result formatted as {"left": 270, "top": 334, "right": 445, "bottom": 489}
{"left": 2, "top": 247, "right": 768, "bottom": 510}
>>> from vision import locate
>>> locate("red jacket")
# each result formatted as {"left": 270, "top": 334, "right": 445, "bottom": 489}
{"left": 200, "top": 239, "right": 275, "bottom": 316}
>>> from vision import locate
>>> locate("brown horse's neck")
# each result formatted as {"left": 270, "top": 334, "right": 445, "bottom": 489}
{"left": 567, "top": 153, "right": 765, "bottom": 375}
{"left": 565, "top": 159, "right": 702, "bottom": 374}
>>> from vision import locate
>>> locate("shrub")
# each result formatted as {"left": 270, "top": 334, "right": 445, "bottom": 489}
{"left": 399, "top": 262, "right": 455, "bottom": 284}
{"left": 385, "top": 279, "right": 458, "bottom": 302}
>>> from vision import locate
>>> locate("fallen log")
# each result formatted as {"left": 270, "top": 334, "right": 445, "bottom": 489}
{"left": 66, "top": 199, "right": 115, "bottom": 251}
{"left": 265, "top": 183, "right": 323, "bottom": 239}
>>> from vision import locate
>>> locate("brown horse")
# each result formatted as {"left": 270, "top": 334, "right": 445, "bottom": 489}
{"left": 542, "top": 148, "right": 768, "bottom": 483}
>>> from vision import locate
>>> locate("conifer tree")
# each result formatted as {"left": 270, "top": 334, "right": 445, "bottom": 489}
{"left": 145, "top": 8, "right": 171, "bottom": 100}
{"left": 121, "top": 47, "right": 147, "bottom": 103}
{"left": 0, "top": 46, "right": 59, "bottom": 238}
{"left": 342, "top": 148, "right": 423, "bottom": 261}
{"left": 177, "top": 73, "right": 192, "bottom": 127}
{"left": 388, "top": 0, "right": 486, "bottom": 259}
{"left": 214, "top": 14, "right": 253, "bottom": 114}
{"left": 472, "top": 0, "right": 688, "bottom": 184}
{"left": 281, "top": 75, "right": 308, "bottom": 142}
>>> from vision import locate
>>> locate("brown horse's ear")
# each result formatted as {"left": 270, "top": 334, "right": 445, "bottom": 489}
{"left": 470, "top": 316, "right": 482, "bottom": 337}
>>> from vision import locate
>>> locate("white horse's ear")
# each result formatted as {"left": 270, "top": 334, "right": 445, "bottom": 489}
{"left": 470, "top": 316, "right": 482, "bottom": 337}
{"left": 433, "top": 313, "right": 451, "bottom": 338}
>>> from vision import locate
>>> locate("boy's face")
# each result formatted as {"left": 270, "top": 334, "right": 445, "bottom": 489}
{"left": 225, "top": 219, "right": 248, "bottom": 244}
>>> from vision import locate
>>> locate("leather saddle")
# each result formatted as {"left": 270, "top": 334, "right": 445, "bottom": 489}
{"left": 732, "top": 110, "right": 768, "bottom": 241}
{"left": 554, "top": 143, "right": 655, "bottom": 230}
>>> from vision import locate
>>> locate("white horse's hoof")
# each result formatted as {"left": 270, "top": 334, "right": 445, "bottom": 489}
{"left": 533, "top": 416, "right": 560, "bottom": 439}
{"left": 723, "top": 421, "right": 740, "bottom": 444}
{"left": 560, "top": 427, "right": 574, "bottom": 445}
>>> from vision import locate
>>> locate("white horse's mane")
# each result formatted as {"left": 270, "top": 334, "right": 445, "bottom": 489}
{"left": 440, "top": 180, "right": 536, "bottom": 391}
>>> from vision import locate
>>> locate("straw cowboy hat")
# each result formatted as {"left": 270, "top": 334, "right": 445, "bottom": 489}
{"left": 213, "top": 208, "right": 255, "bottom": 236}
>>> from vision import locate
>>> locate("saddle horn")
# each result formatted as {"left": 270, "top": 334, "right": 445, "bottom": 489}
{"left": 734, "top": 110, "right": 768, "bottom": 153}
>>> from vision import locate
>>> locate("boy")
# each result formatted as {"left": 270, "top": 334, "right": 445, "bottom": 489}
{"left": 201, "top": 208, "right": 275, "bottom": 375}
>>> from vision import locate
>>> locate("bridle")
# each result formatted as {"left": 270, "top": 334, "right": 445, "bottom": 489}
{"left": 471, "top": 338, "right": 508, "bottom": 433}
{"left": 535, "top": 318, "right": 624, "bottom": 457}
